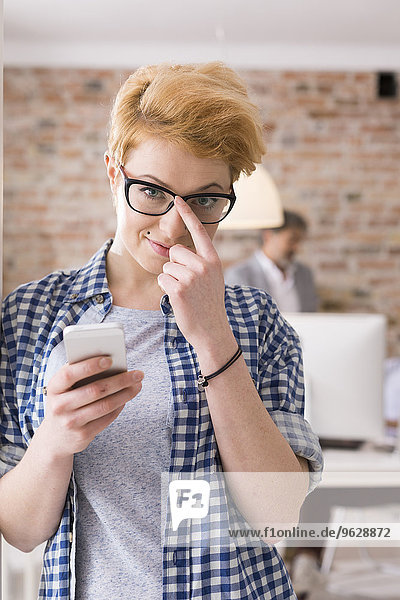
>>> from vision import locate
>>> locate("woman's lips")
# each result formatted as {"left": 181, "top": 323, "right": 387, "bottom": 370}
{"left": 148, "top": 238, "right": 170, "bottom": 258}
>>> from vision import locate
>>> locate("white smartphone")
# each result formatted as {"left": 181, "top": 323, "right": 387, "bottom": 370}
{"left": 63, "top": 322, "right": 127, "bottom": 387}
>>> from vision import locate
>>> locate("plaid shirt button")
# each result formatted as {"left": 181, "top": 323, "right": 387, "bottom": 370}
{"left": 94, "top": 294, "right": 104, "bottom": 304}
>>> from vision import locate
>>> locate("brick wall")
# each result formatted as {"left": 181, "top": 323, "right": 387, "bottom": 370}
{"left": 4, "top": 67, "right": 400, "bottom": 355}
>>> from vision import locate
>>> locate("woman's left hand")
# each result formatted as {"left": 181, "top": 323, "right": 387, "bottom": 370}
{"left": 157, "top": 196, "right": 232, "bottom": 349}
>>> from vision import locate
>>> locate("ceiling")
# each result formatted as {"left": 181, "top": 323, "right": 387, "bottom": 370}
{"left": 4, "top": 0, "right": 400, "bottom": 70}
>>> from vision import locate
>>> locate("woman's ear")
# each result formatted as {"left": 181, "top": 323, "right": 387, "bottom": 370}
{"left": 104, "top": 152, "right": 120, "bottom": 209}
{"left": 104, "top": 152, "right": 120, "bottom": 191}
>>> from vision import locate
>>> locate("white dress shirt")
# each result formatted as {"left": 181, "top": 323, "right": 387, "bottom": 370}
{"left": 255, "top": 250, "right": 301, "bottom": 312}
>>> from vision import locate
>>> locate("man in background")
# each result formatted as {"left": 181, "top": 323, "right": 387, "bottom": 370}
{"left": 224, "top": 210, "right": 318, "bottom": 312}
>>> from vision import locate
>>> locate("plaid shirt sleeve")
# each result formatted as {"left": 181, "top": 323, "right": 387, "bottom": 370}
{"left": 0, "top": 294, "right": 28, "bottom": 477}
{"left": 226, "top": 285, "right": 323, "bottom": 491}
{"left": 257, "top": 292, "right": 323, "bottom": 490}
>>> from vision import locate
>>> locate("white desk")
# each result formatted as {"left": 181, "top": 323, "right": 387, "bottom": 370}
{"left": 300, "top": 447, "right": 400, "bottom": 528}
{"left": 320, "top": 448, "right": 400, "bottom": 488}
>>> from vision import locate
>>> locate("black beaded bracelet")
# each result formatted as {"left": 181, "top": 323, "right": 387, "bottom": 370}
{"left": 197, "top": 346, "right": 242, "bottom": 390}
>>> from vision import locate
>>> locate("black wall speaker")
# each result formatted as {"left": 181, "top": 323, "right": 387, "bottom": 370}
{"left": 377, "top": 72, "right": 398, "bottom": 98}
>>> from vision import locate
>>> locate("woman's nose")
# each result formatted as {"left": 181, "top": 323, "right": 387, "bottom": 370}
{"left": 158, "top": 200, "right": 188, "bottom": 240}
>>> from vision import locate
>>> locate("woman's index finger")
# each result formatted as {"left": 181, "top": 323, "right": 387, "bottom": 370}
{"left": 174, "top": 196, "right": 217, "bottom": 258}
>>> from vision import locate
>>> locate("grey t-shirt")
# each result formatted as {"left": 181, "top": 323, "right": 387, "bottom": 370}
{"left": 74, "top": 305, "right": 172, "bottom": 599}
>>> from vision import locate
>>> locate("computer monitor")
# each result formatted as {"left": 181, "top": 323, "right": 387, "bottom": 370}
{"left": 283, "top": 313, "right": 386, "bottom": 445}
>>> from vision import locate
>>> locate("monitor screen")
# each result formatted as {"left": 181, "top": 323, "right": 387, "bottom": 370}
{"left": 283, "top": 313, "right": 386, "bottom": 444}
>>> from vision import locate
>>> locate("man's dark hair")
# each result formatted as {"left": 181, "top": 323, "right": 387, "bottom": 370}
{"left": 267, "top": 210, "right": 308, "bottom": 233}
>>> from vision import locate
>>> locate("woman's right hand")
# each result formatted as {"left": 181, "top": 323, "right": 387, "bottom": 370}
{"left": 39, "top": 356, "right": 144, "bottom": 458}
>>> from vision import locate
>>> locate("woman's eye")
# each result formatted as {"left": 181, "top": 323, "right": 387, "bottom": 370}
{"left": 141, "top": 187, "right": 164, "bottom": 200}
{"left": 193, "top": 196, "right": 217, "bottom": 209}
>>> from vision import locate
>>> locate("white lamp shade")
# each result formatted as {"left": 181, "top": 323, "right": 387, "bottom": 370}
{"left": 219, "top": 164, "right": 284, "bottom": 230}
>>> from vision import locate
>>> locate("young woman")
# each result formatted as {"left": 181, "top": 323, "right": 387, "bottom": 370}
{"left": 0, "top": 62, "right": 323, "bottom": 599}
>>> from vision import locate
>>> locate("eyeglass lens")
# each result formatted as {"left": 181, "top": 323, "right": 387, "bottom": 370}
{"left": 128, "top": 183, "right": 231, "bottom": 223}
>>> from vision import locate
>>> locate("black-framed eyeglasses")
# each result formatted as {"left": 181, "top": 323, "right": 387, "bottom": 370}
{"left": 119, "top": 166, "right": 236, "bottom": 225}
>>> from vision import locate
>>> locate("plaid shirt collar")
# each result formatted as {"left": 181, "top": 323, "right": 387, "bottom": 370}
{"left": 64, "top": 238, "right": 114, "bottom": 303}
{"left": 64, "top": 238, "right": 173, "bottom": 316}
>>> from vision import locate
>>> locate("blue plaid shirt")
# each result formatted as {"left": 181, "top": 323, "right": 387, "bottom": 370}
{"left": 1, "top": 239, "right": 323, "bottom": 599}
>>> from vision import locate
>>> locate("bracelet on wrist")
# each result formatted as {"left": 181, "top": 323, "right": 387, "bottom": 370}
{"left": 197, "top": 345, "right": 242, "bottom": 390}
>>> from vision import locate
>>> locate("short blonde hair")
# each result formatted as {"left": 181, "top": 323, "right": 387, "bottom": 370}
{"left": 108, "top": 62, "right": 265, "bottom": 182}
